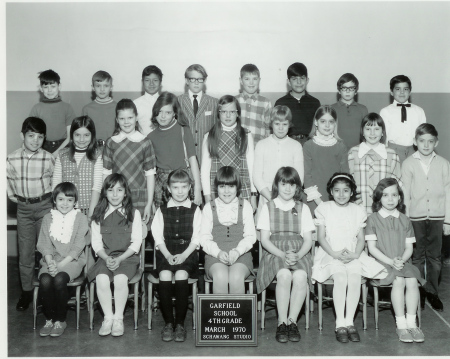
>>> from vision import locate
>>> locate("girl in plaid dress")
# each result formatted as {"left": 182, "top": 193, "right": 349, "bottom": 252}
{"left": 256, "top": 167, "right": 315, "bottom": 343}
{"left": 147, "top": 92, "right": 202, "bottom": 209}
{"left": 348, "top": 113, "right": 402, "bottom": 215}
{"left": 103, "top": 99, "right": 156, "bottom": 225}
{"left": 201, "top": 95, "right": 257, "bottom": 211}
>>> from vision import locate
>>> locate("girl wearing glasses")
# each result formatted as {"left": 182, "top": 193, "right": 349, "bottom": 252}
{"left": 201, "top": 95, "right": 257, "bottom": 211}
{"left": 147, "top": 92, "right": 202, "bottom": 208}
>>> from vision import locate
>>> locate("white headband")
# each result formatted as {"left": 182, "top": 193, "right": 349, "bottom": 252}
{"left": 331, "top": 174, "right": 352, "bottom": 182}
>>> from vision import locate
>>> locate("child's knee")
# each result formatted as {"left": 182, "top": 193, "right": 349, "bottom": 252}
{"left": 292, "top": 270, "right": 307, "bottom": 285}
{"left": 159, "top": 270, "right": 173, "bottom": 282}
{"left": 393, "top": 276, "right": 406, "bottom": 288}
{"left": 405, "top": 278, "right": 418, "bottom": 289}
{"left": 332, "top": 272, "right": 347, "bottom": 286}
{"left": 276, "top": 269, "right": 292, "bottom": 283}
{"left": 348, "top": 273, "right": 361, "bottom": 286}
{"left": 114, "top": 274, "right": 128, "bottom": 286}
{"left": 96, "top": 274, "right": 110, "bottom": 288}
{"left": 174, "top": 270, "right": 188, "bottom": 281}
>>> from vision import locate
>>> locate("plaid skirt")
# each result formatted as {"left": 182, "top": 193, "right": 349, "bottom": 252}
{"left": 154, "top": 167, "right": 194, "bottom": 209}
{"left": 256, "top": 234, "right": 312, "bottom": 294}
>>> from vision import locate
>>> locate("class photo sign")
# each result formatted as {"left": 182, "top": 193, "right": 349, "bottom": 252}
{"left": 196, "top": 294, "right": 257, "bottom": 347}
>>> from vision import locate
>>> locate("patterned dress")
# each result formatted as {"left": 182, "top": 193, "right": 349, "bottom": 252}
{"left": 210, "top": 129, "right": 251, "bottom": 200}
{"left": 103, "top": 134, "right": 155, "bottom": 217}
{"left": 256, "top": 201, "right": 312, "bottom": 294}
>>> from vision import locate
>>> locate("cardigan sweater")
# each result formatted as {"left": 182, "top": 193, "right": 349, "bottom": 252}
{"left": 401, "top": 152, "right": 450, "bottom": 224}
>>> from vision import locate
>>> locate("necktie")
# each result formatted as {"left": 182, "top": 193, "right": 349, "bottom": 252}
{"left": 397, "top": 103, "right": 411, "bottom": 123}
{"left": 193, "top": 95, "right": 198, "bottom": 118}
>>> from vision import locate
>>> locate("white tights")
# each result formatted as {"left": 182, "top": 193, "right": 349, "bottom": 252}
{"left": 96, "top": 274, "right": 129, "bottom": 320}
{"left": 332, "top": 271, "right": 361, "bottom": 328}
{"left": 276, "top": 269, "right": 308, "bottom": 325}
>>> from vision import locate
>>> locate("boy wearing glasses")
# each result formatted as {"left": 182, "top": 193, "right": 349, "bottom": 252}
{"left": 331, "top": 73, "right": 368, "bottom": 148}
{"left": 274, "top": 62, "right": 320, "bottom": 146}
{"left": 178, "top": 64, "right": 218, "bottom": 163}
{"left": 235, "top": 64, "right": 272, "bottom": 146}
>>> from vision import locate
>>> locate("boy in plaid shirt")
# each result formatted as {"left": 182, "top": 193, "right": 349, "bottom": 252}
{"left": 7, "top": 117, "right": 55, "bottom": 311}
{"left": 235, "top": 64, "right": 272, "bottom": 147}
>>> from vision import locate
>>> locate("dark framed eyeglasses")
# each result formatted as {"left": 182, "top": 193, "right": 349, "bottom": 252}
{"left": 187, "top": 78, "right": 205, "bottom": 83}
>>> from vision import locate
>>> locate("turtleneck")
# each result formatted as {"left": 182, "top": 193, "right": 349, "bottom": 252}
{"left": 41, "top": 96, "right": 62, "bottom": 103}
{"left": 313, "top": 132, "right": 337, "bottom": 146}
{"left": 159, "top": 118, "right": 177, "bottom": 131}
{"left": 95, "top": 97, "right": 113, "bottom": 104}
{"left": 222, "top": 123, "right": 237, "bottom": 132}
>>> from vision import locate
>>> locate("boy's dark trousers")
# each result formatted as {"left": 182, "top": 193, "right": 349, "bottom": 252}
{"left": 42, "top": 139, "right": 65, "bottom": 154}
{"left": 16, "top": 196, "right": 52, "bottom": 291}
{"left": 412, "top": 219, "right": 444, "bottom": 295}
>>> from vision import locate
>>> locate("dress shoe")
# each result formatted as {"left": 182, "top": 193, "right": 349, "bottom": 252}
{"left": 426, "top": 292, "right": 443, "bottom": 311}
{"left": 16, "top": 291, "right": 32, "bottom": 311}
{"left": 335, "top": 327, "right": 349, "bottom": 343}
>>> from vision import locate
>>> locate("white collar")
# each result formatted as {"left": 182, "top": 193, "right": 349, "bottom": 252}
{"left": 144, "top": 92, "right": 159, "bottom": 100}
{"left": 167, "top": 198, "right": 192, "bottom": 209}
{"left": 189, "top": 90, "right": 203, "bottom": 102}
{"left": 104, "top": 205, "right": 126, "bottom": 219}
{"left": 216, "top": 197, "right": 239, "bottom": 206}
{"left": 413, "top": 151, "right": 436, "bottom": 162}
{"left": 158, "top": 119, "right": 177, "bottom": 131}
{"left": 313, "top": 133, "right": 337, "bottom": 146}
{"left": 273, "top": 197, "right": 296, "bottom": 210}
{"left": 111, "top": 130, "right": 146, "bottom": 143}
{"left": 49, "top": 208, "right": 79, "bottom": 244}
{"left": 358, "top": 142, "right": 388, "bottom": 159}
{"left": 222, "top": 123, "right": 237, "bottom": 132}
{"left": 393, "top": 99, "right": 411, "bottom": 106}
{"left": 378, "top": 207, "right": 400, "bottom": 218}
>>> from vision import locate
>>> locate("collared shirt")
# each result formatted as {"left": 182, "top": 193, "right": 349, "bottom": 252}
{"left": 235, "top": 93, "right": 272, "bottom": 146}
{"left": 331, "top": 100, "right": 368, "bottom": 148}
{"left": 365, "top": 208, "right": 415, "bottom": 243}
{"left": 380, "top": 100, "right": 426, "bottom": 146}
{"left": 358, "top": 142, "right": 388, "bottom": 159}
{"left": 151, "top": 198, "right": 202, "bottom": 248}
{"left": 257, "top": 198, "right": 316, "bottom": 236}
{"left": 274, "top": 92, "right": 320, "bottom": 136}
{"left": 412, "top": 151, "right": 437, "bottom": 176}
{"left": 189, "top": 90, "right": 203, "bottom": 107}
{"left": 7, "top": 145, "right": 55, "bottom": 202}
{"left": 91, "top": 207, "right": 143, "bottom": 254}
{"left": 134, "top": 92, "right": 160, "bottom": 136}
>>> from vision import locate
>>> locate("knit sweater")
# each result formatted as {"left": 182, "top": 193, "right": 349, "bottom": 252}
{"left": 401, "top": 153, "right": 450, "bottom": 224}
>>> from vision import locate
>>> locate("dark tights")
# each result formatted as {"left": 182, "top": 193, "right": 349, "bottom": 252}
{"left": 39, "top": 272, "right": 70, "bottom": 322}
{"left": 158, "top": 280, "right": 189, "bottom": 326}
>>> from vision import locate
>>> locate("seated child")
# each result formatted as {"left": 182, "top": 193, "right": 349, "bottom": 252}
{"left": 87, "top": 174, "right": 143, "bottom": 337}
{"left": 274, "top": 62, "right": 320, "bottom": 145}
{"left": 331, "top": 73, "right": 368, "bottom": 149}
{"left": 256, "top": 167, "right": 314, "bottom": 343}
{"left": 200, "top": 166, "right": 256, "bottom": 294}
{"left": 7, "top": 117, "right": 55, "bottom": 311}
{"left": 82, "top": 70, "right": 116, "bottom": 144}
{"left": 366, "top": 178, "right": 425, "bottom": 343}
{"left": 178, "top": 64, "right": 218, "bottom": 162}
{"left": 151, "top": 169, "right": 202, "bottom": 342}
{"left": 36, "top": 182, "right": 89, "bottom": 337}
{"left": 402, "top": 123, "right": 450, "bottom": 311}
{"left": 312, "top": 173, "right": 387, "bottom": 343}
{"left": 29, "top": 70, "right": 76, "bottom": 156}
{"left": 133, "top": 65, "right": 163, "bottom": 136}
{"left": 235, "top": 64, "right": 272, "bottom": 146}
{"left": 380, "top": 75, "right": 426, "bottom": 163}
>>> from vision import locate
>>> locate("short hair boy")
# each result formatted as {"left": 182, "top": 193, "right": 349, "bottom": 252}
{"left": 29, "top": 69, "right": 76, "bottom": 156}
{"left": 235, "top": 64, "right": 272, "bottom": 146}
{"left": 401, "top": 123, "right": 450, "bottom": 311}
{"left": 274, "top": 62, "right": 320, "bottom": 145}
{"left": 133, "top": 65, "right": 163, "bottom": 136}
{"left": 7, "top": 117, "right": 55, "bottom": 311}
{"left": 82, "top": 70, "right": 116, "bottom": 144}
{"left": 331, "top": 73, "right": 368, "bottom": 148}
{"left": 380, "top": 74, "right": 426, "bottom": 163}
{"left": 178, "top": 64, "right": 218, "bottom": 162}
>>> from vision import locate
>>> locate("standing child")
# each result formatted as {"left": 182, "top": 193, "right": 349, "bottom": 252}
{"left": 36, "top": 183, "right": 89, "bottom": 337}
{"left": 348, "top": 113, "right": 401, "bottom": 214}
{"left": 331, "top": 73, "right": 368, "bottom": 149}
{"left": 366, "top": 178, "right": 425, "bottom": 343}
{"left": 151, "top": 169, "right": 202, "bottom": 342}
{"left": 256, "top": 167, "right": 314, "bottom": 343}
{"left": 235, "top": 64, "right": 272, "bottom": 146}
{"left": 402, "top": 124, "right": 450, "bottom": 311}
{"left": 253, "top": 105, "right": 304, "bottom": 218}
{"left": 29, "top": 70, "right": 76, "bottom": 156}
{"left": 178, "top": 64, "right": 218, "bottom": 163}
{"left": 200, "top": 166, "right": 256, "bottom": 294}
{"left": 52, "top": 116, "right": 103, "bottom": 219}
{"left": 380, "top": 75, "right": 426, "bottom": 164}
{"left": 134, "top": 65, "right": 163, "bottom": 136}
{"left": 201, "top": 95, "right": 257, "bottom": 210}
{"left": 147, "top": 92, "right": 202, "bottom": 208}
{"left": 103, "top": 99, "right": 156, "bottom": 225}
{"left": 87, "top": 174, "right": 143, "bottom": 337}
{"left": 7, "top": 117, "right": 55, "bottom": 311}
{"left": 312, "top": 173, "right": 387, "bottom": 343}
{"left": 82, "top": 71, "right": 116, "bottom": 145}
{"left": 274, "top": 62, "right": 320, "bottom": 146}
{"left": 303, "top": 105, "right": 349, "bottom": 213}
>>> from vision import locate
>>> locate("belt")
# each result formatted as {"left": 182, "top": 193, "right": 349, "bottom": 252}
{"left": 16, "top": 192, "right": 52, "bottom": 204}
{"left": 170, "top": 239, "right": 190, "bottom": 245}
{"left": 289, "top": 134, "right": 307, "bottom": 140}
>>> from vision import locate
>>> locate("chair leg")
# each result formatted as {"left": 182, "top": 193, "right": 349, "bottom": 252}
{"left": 305, "top": 288, "right": 310, "bottom": 330}
{"left": 374, "top": 286, "right": 379, "bottom": 330}
{"left": 89, "top": 282, "right": 95, "bottom": 330}
{"left": 33, "top": 287, "right": 38, "bottom": 330}
{"left": 148, "top": 282, "right": 153, "bottom": 330}
{"left": 192, "top": 282, "right": 198, "bottom": 330}
{"left": 141, "top": 276, "right": 146, "bottom": 312}
{"left": 261, "top": 289, "right": 266, "bottom": 330}
{"left": 76, "top": 286, "right": 81, "bottom": 330}
{"left": 310, "top": 290, "right": 314, "bottom": 314}
{"left": 205, "top": 281, "right": 210, "bottom": 294}
{"left": 248, "top": 282, "right": 253, "bottom": 295}
{"left": 85, "top": 283, "right": 90, "bottom": 313}
{"left": 362, "top": 282, "right": 367, "bottom": 331}
{"left": 318, "top": 283, "right": 323, "bottom": 331}
{"left": 418, "top": 294, "right": 421, "bottom": 328}
{"left": 134, "top": 283, "right": 139, "bottom": 330}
